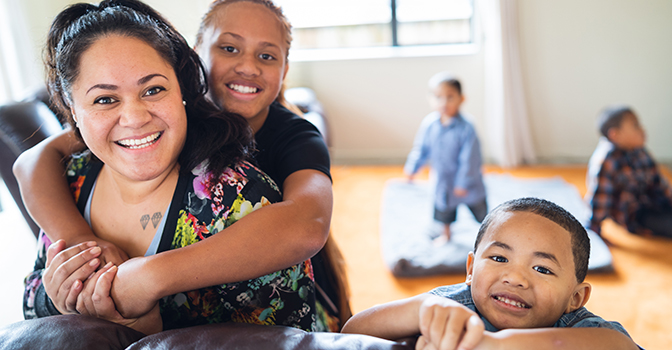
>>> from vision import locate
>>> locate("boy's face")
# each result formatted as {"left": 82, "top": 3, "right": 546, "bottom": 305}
{"left": 466, "top": 211, "right": 590, "bottom": 330}
{"left": 609, "top": 113, "right": 646, "bottom": 150}
{"left": 430, "top": 83, "right": 464, "bottom": 118}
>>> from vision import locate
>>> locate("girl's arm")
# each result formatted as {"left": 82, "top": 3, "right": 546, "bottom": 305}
{"left": 110, "top": 168, "right": 332, "bottom": 317}
{"left": 13, "top": 129, "right": 128, "bottom": 265}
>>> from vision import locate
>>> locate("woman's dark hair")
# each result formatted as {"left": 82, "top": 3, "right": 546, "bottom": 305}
{"left": 474, "top": 197, "right": 590, "bottom": 283}
{"left": 46, "top": 0, "right": 252, "bottom": 175}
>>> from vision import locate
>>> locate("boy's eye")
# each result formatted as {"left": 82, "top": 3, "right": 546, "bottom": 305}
{"left": 533, "top": 266, "right": 553, "bottom": 275}
{"left": 94, "top": 96, "right": 117, "bottom": 105}
{"left": 145, "top": 86, "right": 166, "bottom": 96}
{"left": 260, "top": 53, "right": 275, "bottom": 61}
{"left": 490, "top": 256, "right": 508, "bottom": 263}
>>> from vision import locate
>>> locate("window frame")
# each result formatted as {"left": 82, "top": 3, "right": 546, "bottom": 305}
{"left": 284, "top": 0, "right": 479, "bottom": 62}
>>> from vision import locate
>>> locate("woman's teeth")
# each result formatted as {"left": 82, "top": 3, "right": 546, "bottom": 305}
{"left": 494, "top": 296, "right": 530, "bottom": 309}
{"left": 228, "top": 84, "right": 258, "bottom": 94}
{"left": 117, "top": 132, "right": 161, "bottom": 149}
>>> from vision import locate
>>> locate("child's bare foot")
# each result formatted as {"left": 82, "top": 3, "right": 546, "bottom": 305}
{"left": 432, "top": 225, "right": 451, "bottom": 246}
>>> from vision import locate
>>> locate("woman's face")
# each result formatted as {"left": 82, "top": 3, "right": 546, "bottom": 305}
{"left": 69, "top": 34, "right": 187, "bottom": 182}
{"left": 197, "top": 1, "right": 289, "bottom": 131}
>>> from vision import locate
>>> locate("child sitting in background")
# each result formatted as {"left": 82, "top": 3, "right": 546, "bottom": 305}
{"left": 342, "top": 198, "right": 641, "bottom": 350}
{"left": 586, "top": 105, "right": 672, "bottom": 238}
{"left": 404, "top": 72, "right": 487, "bottom": 244}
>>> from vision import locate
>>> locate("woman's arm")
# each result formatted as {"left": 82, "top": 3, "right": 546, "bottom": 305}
{"left": 13, "top": 130, "right": 129, "bottom": 265}
{"left": 110, "top": 169, "right": 332, "bottom": 317}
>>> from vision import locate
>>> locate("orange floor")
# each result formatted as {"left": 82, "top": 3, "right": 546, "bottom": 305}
{"left": 330, "top": 164, "right": 672, "bottom": 350}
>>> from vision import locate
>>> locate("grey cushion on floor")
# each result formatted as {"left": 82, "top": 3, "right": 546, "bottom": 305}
{"left": 380, "top": 174, "right": 613, "bottom": 277}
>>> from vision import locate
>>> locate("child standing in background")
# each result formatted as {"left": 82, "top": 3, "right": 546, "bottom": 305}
{"left": 404, "top": 72, "right": 487, "bottom": 244}
{"left": 586, "top": 105, "right": 672, "bottom": 238}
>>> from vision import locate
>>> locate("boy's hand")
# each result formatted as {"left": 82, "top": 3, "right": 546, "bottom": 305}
{"left": 453, "top": 187, "right": 468, "bottom": 197}
{"left": 418, "top": 295, "right": 485, "bottom": 350}
{"left": 407, "top": 174, "right": 416, "bottom": 183}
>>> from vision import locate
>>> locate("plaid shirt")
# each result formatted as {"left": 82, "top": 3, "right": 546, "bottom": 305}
{"left": 586, "top": 139, "right": 672, "bottom": 234}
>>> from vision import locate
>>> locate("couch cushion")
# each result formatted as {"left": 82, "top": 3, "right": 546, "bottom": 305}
{"left": 127, "top": 323, "right": 415, "bottom": 350}
{"left": 0, "top": 315, "right": 145, "bottom": 350}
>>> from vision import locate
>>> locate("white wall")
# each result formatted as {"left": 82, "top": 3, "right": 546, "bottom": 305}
{"left": 17, "top": 0, "right": 672, "bottom": 165}
{"left": 518, "top": 0, "right": 672, "bottom": 164}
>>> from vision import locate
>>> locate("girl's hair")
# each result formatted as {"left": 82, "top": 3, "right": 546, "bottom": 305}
{"left": 428, "top": 71, "right": 462, "bottom": 95}
{"left": 194, "top": 0, "right": 293, "bottom": 106}
{"left": 46, "top": 0, "right": 253, "bottom": 175}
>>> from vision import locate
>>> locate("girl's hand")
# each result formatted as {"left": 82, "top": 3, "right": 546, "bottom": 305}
{"left": 109, "top": 257, "right": 160, "bottom": 318}
{"left": 43, "top": 240, "right": 103, "bottom": 314}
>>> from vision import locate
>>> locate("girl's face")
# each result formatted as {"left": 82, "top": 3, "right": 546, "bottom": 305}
{"left": 69, "top": 35, "right": 187, "bottom": 182}
{"left": 197, "top": 1, "right": 289, "bottom": 132}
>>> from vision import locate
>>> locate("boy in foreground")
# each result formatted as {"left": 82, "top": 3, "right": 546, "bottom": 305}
{"left": 342, "top": 198, "right": 641, "bottom": 350}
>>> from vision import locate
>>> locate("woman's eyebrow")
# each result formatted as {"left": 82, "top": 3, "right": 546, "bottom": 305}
{"left": 138, "top": 73, "right": 168, "bottom": 85}
{"left": 85, "top": 74, "right": 167, "bottom": 95}
{"left": 86, "top": 84, "right": 117, "bottom": 95}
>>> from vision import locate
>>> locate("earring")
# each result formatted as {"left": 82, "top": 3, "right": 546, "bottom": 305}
{"left": 72, "top": 115, "right": 78, "bottom": 128}
{"left": 182, "top": 100, "right": 187, "bottom": 106}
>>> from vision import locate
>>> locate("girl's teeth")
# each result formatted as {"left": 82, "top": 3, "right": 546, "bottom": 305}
{"left": 229, "top": 84, "right": 258, "bottom": 94}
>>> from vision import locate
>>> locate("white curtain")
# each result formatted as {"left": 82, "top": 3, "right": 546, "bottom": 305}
{"left": 0, "top": 0, "right": 41, "bottom": 104}
{"left": 480, "top": 0, "right": 536, "bottom": 167}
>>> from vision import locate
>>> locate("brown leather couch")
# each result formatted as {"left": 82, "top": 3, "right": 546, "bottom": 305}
{"left": 0, "top": 315, "right": 416, "bottom": 350}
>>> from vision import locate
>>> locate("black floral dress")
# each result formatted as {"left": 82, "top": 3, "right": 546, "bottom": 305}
{"left": 24, "top": 152, "right": 319, "bottom": 331}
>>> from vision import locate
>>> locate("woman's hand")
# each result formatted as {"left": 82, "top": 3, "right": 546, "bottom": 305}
{"left": 42, "top": 240, "right": 103, "bottom": 314}
{"left": 69, "top": 235, "right": 129, "bottom": 267}
{"left": 76, "top": 263, "right": 163, "bottom": 335}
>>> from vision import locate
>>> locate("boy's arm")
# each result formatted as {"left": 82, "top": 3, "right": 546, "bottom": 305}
{"left": 341, "top": 294, "right": 427, "bottom": 339}
{"left": 404, "top": 116, "right": 433, "bottom": 177}
{"left": 342, "top": 293, "right": 484, "bottom": 350}
{"left": 454, "top": 126, "right": 481, "bottom": 193}
{"left": 480, "top": 327, "right": 639, "bottom": 350}
{"left": 588, "top": 159, "right": 616, "bottom": 235}
{"left": 13, "top": 129, "right": 128, "bottom": 265}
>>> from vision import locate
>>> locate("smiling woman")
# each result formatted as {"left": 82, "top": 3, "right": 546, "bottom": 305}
{"left": 71, "top": 36, "right": 187, "bottom": 185}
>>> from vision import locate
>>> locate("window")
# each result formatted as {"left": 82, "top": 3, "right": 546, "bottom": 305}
{"left": 276, "top": 0, "right": 474, "bottom": 50}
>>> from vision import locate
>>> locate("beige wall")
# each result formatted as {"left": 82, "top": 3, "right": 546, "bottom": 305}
{"left": 19, "top": 0, "right": 672, "bottom": 164}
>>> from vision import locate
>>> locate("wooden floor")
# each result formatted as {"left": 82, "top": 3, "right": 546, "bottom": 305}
{"left": 330, "top": 164, "right": 672, "bottom": 350}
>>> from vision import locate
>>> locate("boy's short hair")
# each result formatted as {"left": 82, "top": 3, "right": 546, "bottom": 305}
{"left": 474, "top": 197, "right": 590, "bottom": 283}
{"left": 428, "top": 71, "right": 462, "bottom": 95}
{"left": 597, "top": 105, "right": 635, "bottom": 139}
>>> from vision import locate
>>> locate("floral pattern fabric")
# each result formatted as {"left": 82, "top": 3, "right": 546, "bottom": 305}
{"left": 24, "top": 153, "right": 319, "bottom": 332}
